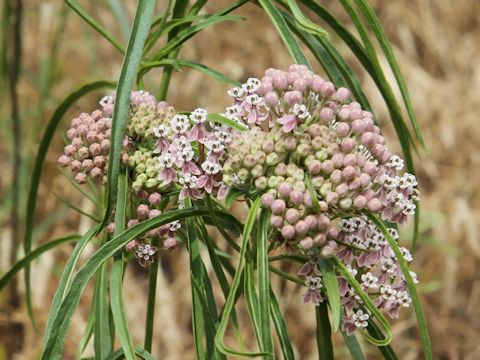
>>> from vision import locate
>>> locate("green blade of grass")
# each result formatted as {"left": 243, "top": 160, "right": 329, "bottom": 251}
{"left": 0, "top": 234, "right": 80, "bottom": 291}
{"left": 40, "top": 207, "right": 217, "bottom": 359}
{"left": 352, "top": 0, "right": 425, "bottom": 149}
{"left": 103, "top": 0, "right": 157, "bottom": 230}
{"left": 257, "top": 209, "right": 274, "bottom": 357}
{"left": 367, "top": 214, "right": 432, "bottom": 360}
{"left": 269, "top": 288, "right": 295, "bottom": 360}
{"left": 65, "top": 0, "right": 125, "bottom": 54}
{"left": 244, "top": 258, "right": 263, "bottom": 348}
{"left": 215, "top": 198, "right": 270, "bottom": 357}
{"left": 25, "top": 80, "right": 114, "bottom": 330}
{"left": 316, "top": 302, "right": 334, "bottom": 360}
{"left": 93, "top": 260, "right": 112, "bottom": 358}
{"left": 110, "top": 172, "right": 135, "bottom": 360}
{"left": 258, "top": 0, "right": 310, "bottom": 67}
{"left": 76, "top": 299, "right": 95, "bottom": 358}
{"left": 333, "top": 258, "right": 393, "bottom": 347}
{"left": 318, "top": 258, "right": 341, "bottom": 332}
{"left": 341, "top": 328, "right": 365, "bottom": 360}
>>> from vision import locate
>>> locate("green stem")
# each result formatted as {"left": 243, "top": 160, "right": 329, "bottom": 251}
{"left": 144, "top": 237, "right": 160, "bottom": 352}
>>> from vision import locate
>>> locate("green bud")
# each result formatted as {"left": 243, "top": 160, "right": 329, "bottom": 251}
{"left": 296, "top": 143, "right": 311, "bottom": 158}
{"left": 315, "top": 149, "right": 328, "bottom": 161}
{"left": 293, "top": 169, "right": 305, "bottom": 181}
{"left": 132, "top": 181, "right": 143, "bottom": 192}
{"left": 312, "top": 176, "right": 324, "bottom": 189}
{"left": 145, "top": 178, "right": 158, "bottom": 189}
{"left": 274, "top": 141, "right": 286, "bottom": 153}
{"left": 285, "top": 177, "right": 296, "bottom": 186}
{"left": 145, "top": 166, "right": 158, "bottom": 178}
{"left": 136, "top": 163, "right": 146, "bottom": 174}
{"left": 299, "top": 133, "right": 311, "bottom": 144}
{"left": 312, "top": 136, "right": 324, "bottom": 151}
{"left": 238, "top": 168, "right": 250, "bottom": 182}
{"left": 266, "top": 153, "right": 280, "bottom": 166}
{"left": 254, "top": 176, "right": 268, "bottom": 190}
{"left": 267, "top": 188, "right": 277, "bottom": 197}
{"left": 254, "top": 151, "right": 266, "bottom": 164}
{"left": 137, "top": 173, "right": 148, "bottom": 184}
{"left": 223, "top": 174, "right": 234, "bottom": 187}
{"left": 320, "top": 182, "right": 332, "bottom": 197}
{"left": 145, "top": 158, "right": 156, "bottom": 167}
{"left": 286, "top": 164, "right": 297, "bottom": 177}
{"left": 293, "top": 181, "right": 306, "bottom": 193}
{"left": 339, "top": 198, "right": 352, "bottom": 210}
{"left": 223, "top": 163, "right": 233, "bottom": 175}
{"left": 243, "top": 154, "right": 256, "bottom": 169}
{"left": 251, "top": 164, "right": 264, "bottom": 178}
{"left": 267, "top": 176, "right": 281, "bottom": 189}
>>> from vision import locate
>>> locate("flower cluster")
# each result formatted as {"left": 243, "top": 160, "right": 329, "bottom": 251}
{"left": 58, "top": 111, "right": 111, "bottom": 184}
{"left": 222, "top": 64, "right": 420, "bottom": 335}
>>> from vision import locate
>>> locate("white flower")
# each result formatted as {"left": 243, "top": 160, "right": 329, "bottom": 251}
{"left": 352, "top": 310, "right": 369, "bottom": 328}
{"left": 305, "top": 276, "right": 323, "bottom": 290}
{"left": 158, "top": 153, "right": 174, "bottom": 168}
{"left": 170, "top": 114, "right": 190, "bottom": 134}
{"left": 190, "top": 108, "right": 208, "bottom": 124}
{"left": 178, "top": 172, "right": 198, "bottom": 188}
{"left": 153, "top": 124, "right": 170, "bottom": 138}
{"left": 227, "top": 87, "right": 246, "bottom": 99}
{"left": 202, "top": 160, "right": 221, "bottom": 175}
{"left": 361, "top": 272, "right": 379, "bottom": 289}
{"left": 292, "top": 103, "right": 310, "bottom": 119}
{"left": 168, "top": 220, "right": 181, "bottom": 232}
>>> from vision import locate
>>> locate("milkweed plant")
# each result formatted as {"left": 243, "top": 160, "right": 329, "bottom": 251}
{"left": 0, "top": 0, "right": 432, "bottom": 359}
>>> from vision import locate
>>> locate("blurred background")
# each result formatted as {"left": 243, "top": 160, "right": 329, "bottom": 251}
{"left": 1, "top": 0, "right": 479, "bottom": 359}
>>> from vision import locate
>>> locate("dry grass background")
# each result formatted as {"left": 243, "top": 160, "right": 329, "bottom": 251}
{"left": 1, "top": 0, "right": 479, "bottom": 359}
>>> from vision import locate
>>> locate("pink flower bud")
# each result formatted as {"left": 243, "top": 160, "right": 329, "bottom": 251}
{"left": 257, "top": 82, "right": 273, "bottom": 96}
{"left": 82, "top": 159, "right": 94, "bottom": 171}
{"left": 164, "top": 237, "right": 177, "bottom": 250}
{"left": 281, "top": 225, "right": 296, "bottom": 240}
{"left": 321, "top": 160, "right": 334, "bottom": 174}
{"left": 367, "top": 198, "right": 383, "bottom": 212}
{"left": 93, "top": 156, "right": 106, "bottom": 168}
{"left": 71, "top": 118, "right": 81, "bottom": 128}
{"left": 335, "top": 183, "right": 349, "bottom": 197}
{"left": 342, "top": 165, "right": 357, "bottom": 180}
{"left": 337, "top": 107, "right": 350, "bottom": 122}
{"left": 283, "top": 90, "right": 303, "bottom": 105}
{"left": 89, "top": 143, "right": 101, "bottom": 156}
{"left": 70, "top": 160, "right": 81, "bottom": 172}
{"left": 348, "top": 178, "right": 361, "bottom": 190}
{"left": 72, "top": 138, "right": 83, "bottom": 149}
{"left": 86, "top": 131, "right": 98, "bottom": 143}
{"left": 148, "top": 192, "right": 162, "bottom": 206}
{"left": 66, "top": 128, "right": 78, "bottom": 140}
{"left": 359, "top": 173, "right": 371, "bottom": 187}
{"left": 284, "top": 136, "right": 297, "bottom": 150}
{"left": 107, "top": 222, "right": 115, "bottom": 234}
{"left": 148, "top": 209, "right": 161, "bottom": 219}
{"left": 275, "top": 163, "right": 287, "bottom": 176}
{"left": 308, "top": 124, "right": 322, "bottom": 137}
{"left": 336, "top": 122, "right": 350, "bottom": 137}
{"left": 137, "top": 204, "right": 150, "bottom": 220}
{"left": 278, "top": 182, "right": 293, "bottom": 197}
{"left": 126, "top": 240, "right": 138, "bottom": 250}
{"left": 312, "top": 75, "right": 325, "bottom": 92}
{"left": 319, "top": 107, "right": 334, "bottom": 122}
{"left": 64, "top": 144, "right": 76, "bottom": 156}
{"left": 103, "top": 104, "right": 114, "bottom": 116}
{"left": 100, "top": 139, "right": 110, "bottom": 152}
{"left": 331, "top": 153, "right": 344, "bottom": 168}
{"left": 380, "top": 150, "right": 392, "bottom": 164}
{"left": 307, "top": 160, "right": 322, "bottom": 175}
{"left": 289, "top": 190, "right": 304, "bottom": 205}
{"left": 264, "top": 91, "right": 279, "bottom": 108}
{"left": 273, "top": 72, "right": 289, "bottom": 90}
{"left": 321, "top": 241, "right": 337, "bottom": 258}
{"left": 304, "top": 215, "right": 318, "bottom": 229}
{"left": 318, "top": 201, "right": 329, "bottom": 212}
{"left": 285, "top": 208, "right": 300, "bottom": 224}
{"left": 361, "top": 132, "right": 375, "bottom": 147}
{"left": 127, "top": 219, "right": 139, "bottom": 228}
{"left": 330, "top": 169, "right": 342, "bottom": 184}
{"left": 299, "top": 237, "right": 313, "bottom": 250}
{"left": 303, "top": 193, "right": 313, "bottom": 208}
{"left": 272, "top": 199, "right": 286, "bottom": 215}
{"left": 363, "top": 189, "right": 375, "bottom": 201}
{"left": 77, "top": 124, "right": 88, "bottom": 137}
{"left": 353, "top": 195, "right": 367, "bottom": 209}
{"left": 320, "top": 81, "right": 335, "bottom": 98}
{"left": 74, "top": 172, "right": 87, "bottom": 184}
{"left": 89, "top": 167, "right": 102, "bottom": 180}
{"left": 313, "top": 232, "right": 326, "bottom": 246}
{"left": 261, "top": 193, "right": 275, "bottom": 207}
{"left": 293, "top": 78, "right": 308, "bottom": 92}
{"left": 351, "top": 119, "right": 366, "bottom": 134}
{"left": 335, "top": 87, "right": 351, "bottom": 102}
{"left": 340, "top": 138, "right": 356, "bottom": 153}
{"left": 58, "top": 155, "right": 70, "bottom": 167}
{"left": 295, "top": 221, "right": 309, "bottom": 235}
{"left": 270, "top": 215, "right": 284, "bottom": 229}
{"left": 363, "top": 161, "right": 378, "bottom": 176}
{"left": 326, "top": 192, "right": 339, "bottom": 205}
{"left": 327, "top": 226, "right": 339, "bottom": 239}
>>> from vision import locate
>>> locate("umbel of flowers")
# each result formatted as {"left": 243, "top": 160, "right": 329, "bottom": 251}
{"left": 221, "top": 65, "right": 420, "bottom": 335}
{"left": 59, "top": 90, "right": 236, "bottom": 266}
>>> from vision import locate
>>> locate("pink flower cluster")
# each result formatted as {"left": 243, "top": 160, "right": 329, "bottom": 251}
{"left": 222, "top": 65, "right": 420, "bottom": 335}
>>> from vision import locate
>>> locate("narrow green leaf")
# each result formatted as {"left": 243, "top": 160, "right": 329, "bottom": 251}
{"left": 367, "top": 214, "right": 432, "bottom": 360}
{"left": 106, "top": 0, "right": 130, "bottom": 42}
{"left": 110, "top": 172, "right": 135, "bottom": 360}
{"left": 316, "top": 302, "right": 334, "bottom": 360}
{"left": 44, "top": 226, "right": 100, "bottom": 343}
{"left": 0, "top": 234, "right": 79, "bottom": 291}
{"left": 366, "top": 320, "right": 398, "bottom": 360}
{"left": 333, "top": 258, "right": 393, "bottom": 347}
{"left": 105, "top": 346, "right": 157, "bottom": 360}
{"left": 41, "top": 207, "right": 215, "bottom": 359}
{"left": 215, "top": 198, "right": 270, "bottom": 357}
{"left": 318, "top": 258, "right": 341, "bottom": 331}
{"left": 207, "top": 113, "right": 248, "bottom": 132}
{"left": 25, "top": 80, "right": 114, "bottom": 330}
{"left": 103, "top": 0, "right": 157, "bottom": 230}
{"left": 286, "top": 0, "right": 327, "bottom": 37}
{"left": 258, "top": 0, "right": 310, "bottom": 67}
{"left": 149, "top": 15, "right": 244, "bottom": 61}
{"left": 341, "top": 329, "right": 365, "bottom": 360}
{"left": 257, "top": 209, "right": 274, "bottom": 357}
{"left": 270, "top": 289, "right": 295, "bottom": 360}
{"left": 65, "top": 0, "right": 125, "bottom": 54}
{"left": 353, "top": 0, "right": 425, "bottom": 149}
{"left": 76, "top": 300, "right": 95, "bottom": 358}
{"left": 53, "top": 192, "right": 100, "bottom": 222}
{"left": 244, "top": 259, "right": 263, "bottom": 348}
{"left": 93, "top": 261, "right": 112, "bottom": 358}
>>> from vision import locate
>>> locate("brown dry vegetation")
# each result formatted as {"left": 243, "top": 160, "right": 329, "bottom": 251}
{"left": 1, "top": 0, "right": 479, "bottom": 359}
